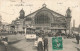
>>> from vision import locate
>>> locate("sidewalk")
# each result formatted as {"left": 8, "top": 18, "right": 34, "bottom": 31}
{"left": 48, "top": 37, "right": 80, "bottom": 51}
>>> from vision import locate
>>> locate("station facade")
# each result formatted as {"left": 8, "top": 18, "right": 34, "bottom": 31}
{"left": 11, "top": 4, "right": 72, "bottom": 34}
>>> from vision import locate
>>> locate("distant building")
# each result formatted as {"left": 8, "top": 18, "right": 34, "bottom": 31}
{"left": 12, "top": 4, "right": 72, "bottom": 34}
{"left": 71, "top": 25, "right": 80, "bottom": 34}
{"left": 0, "top": 22, "right": 9, "bottom": 32}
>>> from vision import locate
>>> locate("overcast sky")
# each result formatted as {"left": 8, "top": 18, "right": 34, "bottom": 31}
{"left": 0, "top": 0, "right": 80, "bottom": 27}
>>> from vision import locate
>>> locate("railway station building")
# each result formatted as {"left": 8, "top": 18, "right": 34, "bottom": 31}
{"left": 11, "top": 4, "right": 72, "bottom": 34}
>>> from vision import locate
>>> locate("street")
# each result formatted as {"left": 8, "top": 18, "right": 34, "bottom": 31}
{"left": 0, "top": 34, "right": 80, "bottom": 51}
{"left": 1, "top": 34, "right": 37, "bottom": 51}
{"left": 48, "top": 37, "right": 80, "bottom": 51}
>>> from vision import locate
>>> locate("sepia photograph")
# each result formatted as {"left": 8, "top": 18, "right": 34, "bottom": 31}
{"left": 0, "top": 0, "right": 80, "bottom": 51}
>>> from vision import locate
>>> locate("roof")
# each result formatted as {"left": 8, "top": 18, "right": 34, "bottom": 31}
{"left": 25, "top": 5, "right": 65, "bottom": 18}
{"left": 25, "top": 17, "right": 32, "bottom": 21}
{"left": 20, "top": 8, "right": 25, "bottom": 13}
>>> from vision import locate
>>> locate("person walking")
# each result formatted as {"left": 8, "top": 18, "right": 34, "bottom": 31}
{"left": 43, "top": 37, "right": 48, "bottom": 51}
{"left": 37, "top": 41, "right": 44, "bottom": 51}
{"left": 76, "top": 34, "right": 79, "bottom": 44}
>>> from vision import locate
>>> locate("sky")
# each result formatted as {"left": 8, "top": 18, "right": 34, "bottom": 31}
{"left": 0, "top": 0, "right": 80, "bottom": 27}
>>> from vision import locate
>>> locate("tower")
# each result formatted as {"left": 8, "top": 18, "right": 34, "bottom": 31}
{"left": 65, "top": 7, "right": 72, "bottom": 34}
{"left": 19, "top": 8, "right": 25, "bottom": 19}
{"left": 72, "top": 19, "right": 75, "bottom": 33}
{"left": 0, "top": 15, "right": 2, "bottom": 26}
{"left": 73, "top": 20, "right": 75, "bottom": 29}
{"left": 66, "top": 7, "right": 71, "bottom": 18}
{"left": 78, "top": 25, "right": 80, "bottom": 33}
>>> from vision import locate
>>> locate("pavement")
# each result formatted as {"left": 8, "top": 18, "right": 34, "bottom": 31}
{"left": 7, "top": 34, "right": 37, "bottom": 51}
{"left": 0, "top": 45, "right": 6, "bottom": 51}
{"left": 0, "top": 34, "right": 80, "bottom": 51}
{"left": 48, "top": 37, "right": 80, "bottom": 51}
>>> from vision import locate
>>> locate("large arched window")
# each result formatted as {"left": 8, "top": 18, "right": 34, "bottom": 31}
{"left": 35, "top": 11, "right": 50, "bottom": 24}
{"left": 35, "top": 14, "right": 50, "bottom": 24}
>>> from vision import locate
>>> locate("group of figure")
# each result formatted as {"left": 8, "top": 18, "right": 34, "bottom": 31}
{"left": 37, "top": 37, "right": 48, "bottom": 51}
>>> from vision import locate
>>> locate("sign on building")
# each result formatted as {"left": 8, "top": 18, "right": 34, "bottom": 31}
{"left": 52, "top": 37, "right": 63, "bottom": 50}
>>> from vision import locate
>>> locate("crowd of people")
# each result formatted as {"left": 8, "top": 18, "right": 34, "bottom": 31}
{"left": 36, "top": 31, "right": 80, "bottom": 51}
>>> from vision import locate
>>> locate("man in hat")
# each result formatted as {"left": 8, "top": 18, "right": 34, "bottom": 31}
{"left": 43, "top": 37, "right": 48, "bottom": 51}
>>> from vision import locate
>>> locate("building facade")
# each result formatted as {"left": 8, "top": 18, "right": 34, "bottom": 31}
{"left": 12, "top": 4, "right": 72, "bottom": 34}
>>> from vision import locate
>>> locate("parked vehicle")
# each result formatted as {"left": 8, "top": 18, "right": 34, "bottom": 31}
{"left": 25, "top": 27, "right": 36, "bottom": 40}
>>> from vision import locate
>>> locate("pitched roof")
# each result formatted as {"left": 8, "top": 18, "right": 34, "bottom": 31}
{"left": 25, "top": 6, "right": 65, "bottom": 18}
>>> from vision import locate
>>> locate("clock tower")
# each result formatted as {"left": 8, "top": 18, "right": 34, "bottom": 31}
{"left": 19, "top": 8, "right": 25, "bottom": 19}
